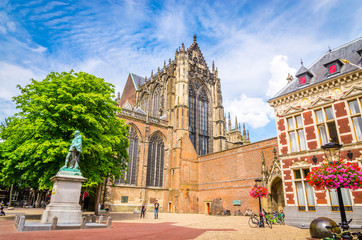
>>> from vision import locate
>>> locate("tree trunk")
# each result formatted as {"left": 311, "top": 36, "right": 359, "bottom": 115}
{"left": 94, "top": 183, "right": 102, "bottom": 215}
{"left": 8, "top": 184, "right": 14, "bottom": 207}
{"left": 102, "top": 179, "right": 107, "bottom": 205}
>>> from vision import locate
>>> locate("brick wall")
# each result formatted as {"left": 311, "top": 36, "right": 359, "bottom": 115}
{"left": 197, "top": 138, "right": 278, "bottom": 213}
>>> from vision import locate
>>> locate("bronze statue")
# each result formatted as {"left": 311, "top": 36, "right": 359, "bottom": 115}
{"left": 64, "top": 130, "right": 82, "bottom": 170}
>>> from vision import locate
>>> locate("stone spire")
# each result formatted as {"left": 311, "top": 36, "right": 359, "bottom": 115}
{"left": 228, "top": 112, "right": 231, "bottom": 132}
{"left": 212, "top": 61, "right": 215, "bottom": 73}
{"left": 247, "top": 130, "right": 250, "bottom": 141}
{"left": 243, "top": 122, "right": 246, "bottom": 141}
{"left": 194, "top": 34, "right": 197, "bottom": 43}
{"left": 235, "top": 116, "right": 238, "bottom": 130}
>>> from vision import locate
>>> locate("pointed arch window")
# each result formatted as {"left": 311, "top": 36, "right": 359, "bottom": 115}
{"left": 140, "top": 94, "right": 148, "bottom": 113}
{"left": 189, "top": 86, "right": 196, "bottom": 148}
{"left": 146, "top": 134, "right": 165, "bottom": 187}
{"left": 116, "top": 126, "right": 139, "bottom": 185}
{"left": 152, "top": 86, "right": 162, "bottom": 117}
{"left": 198, "top": 88, "right": 209, "bottom": 155}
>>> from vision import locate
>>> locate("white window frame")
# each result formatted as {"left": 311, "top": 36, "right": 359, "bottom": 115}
{"left": 347, "top": 98, "right": 362, "bottom": 142}
{"left": 287, "top": 115, "right": 307, "bottom": 152}
{"left": 329, "top": 188, "right": 353, "bottom": 212}
{"left": 293, "top": 168, "right": 316, "bottom": 212}
{"left": 315, "top": 106, "right": 339, "bottom": 145}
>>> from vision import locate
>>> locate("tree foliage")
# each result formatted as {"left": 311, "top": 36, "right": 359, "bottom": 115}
{"left": 0, "top": 71, "right": 129, "bottom": 189}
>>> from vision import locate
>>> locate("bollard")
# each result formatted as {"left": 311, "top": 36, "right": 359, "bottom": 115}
{"left": 51, "top": 216, "right": 58, "bottom": 230}
{"left": 14, "top": 215, "right": 19, "bottom": 227}
{"left": 92, "top": 214, "right": 97, "bottom": 223}
{"left": 16, "top": 215, "right": 21, "bottom": 225}
{"left": 99, "top": 215, "right": 104, "bottom": 224}
{"left": 18, "top": 216, "right": 26, "bottom": 232}
{"left": 107, "top": 216, "right": 112, "bottom": 228}
{"left": 81, "top": 216, "right": 87, "bottom": 229}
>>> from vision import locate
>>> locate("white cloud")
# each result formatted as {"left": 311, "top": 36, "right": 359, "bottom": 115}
{"left": 224, "top": 94, "right": 274, "bottom": 129}
{"left": 1, "top": 0, "right": 361, "bottom": 140}
{"left": 266, "top": 55, "right": 297, "bottom": 98}
{"left": 0, "top": 62, "right": 44, "bottom": 101}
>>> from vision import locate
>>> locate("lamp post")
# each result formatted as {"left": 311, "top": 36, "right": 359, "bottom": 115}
{"left": 321, "top": 142, "right": 352, "bottom": 240}
{"left": 254, "top": 178, "right": 264, "bottom": 227}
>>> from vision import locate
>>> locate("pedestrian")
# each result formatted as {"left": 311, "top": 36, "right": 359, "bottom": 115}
{"left": 140, "top": 203, "right": 146, "bottom": 218}
{"left": 0, "top": 202, "right": 5, "bottom": 216}
{"left": 154, "top": 200, "right": 159, "bottom": 219}
{"left": 105, "top": 204, "right": 110, "bottom": 213}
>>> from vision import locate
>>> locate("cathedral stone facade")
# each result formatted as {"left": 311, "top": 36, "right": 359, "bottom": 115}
{"left": 104, "top": 36, "right": 280, "bottom": 214}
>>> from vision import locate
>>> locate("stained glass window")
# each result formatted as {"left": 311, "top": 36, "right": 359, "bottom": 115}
{"left": 116, "top": 126, "right": 138, "bottom": 185}
{"left": 146, "top": 134, "right": 165, "bottom": 187}
{"left": 189, "top": 86, "right": 196, "bottom": 148}
{"left": 198, "top": 88, "right": 209, "bottom": 155}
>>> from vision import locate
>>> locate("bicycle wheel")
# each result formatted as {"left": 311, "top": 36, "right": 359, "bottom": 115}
{"left": 265, "top": 218, "right": 273, "bottom": 229}
{"left": 248, "top": 216, "right": 259, "bottom": 228}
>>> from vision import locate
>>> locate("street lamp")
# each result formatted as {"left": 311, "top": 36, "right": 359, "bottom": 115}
{"left": 254, "top": 178, "right": 264, "bottom": 228}
{"left": 321, "top": 142, "right": 352, "bottom": 240}
{"left": 321, "top": 142, "right": 341, "bottom": 163}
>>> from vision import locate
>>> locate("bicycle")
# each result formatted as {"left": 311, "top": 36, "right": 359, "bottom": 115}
{"left": 248, "top": 210, "right": 272, "bottom": 229}
{"left": 222, "top": 209, "right": 231, "bottom": 216}
{"left": 264, "top": 209, "right": 284, "bottom": 225}
{"left": 233, "top": 210, "right": 243, "bottom": 216}
{"left": 321, "top": 220, "right": 362, "bottom": 240}
{"left": 277, "top": 210, "right": 285, "bottom": 225}
{"left": 244, "top": 208, "right": 257, "bottom": 217}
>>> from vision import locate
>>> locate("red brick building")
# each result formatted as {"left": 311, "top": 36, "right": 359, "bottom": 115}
{"left": 269, "top": 38, "right": 362, "bottom": 227}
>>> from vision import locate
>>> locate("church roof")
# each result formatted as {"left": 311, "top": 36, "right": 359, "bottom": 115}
{"left": 130, "top": 73, "right": 145, "bottom": 90}
{"left": 271, "top": 37, "right": 362, "bottom": 100}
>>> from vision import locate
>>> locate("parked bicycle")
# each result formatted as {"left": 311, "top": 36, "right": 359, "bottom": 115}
{"left": 248, "top": 209, "right": 272, "bottom": 229}
{"left": 233, "top": 209, "right": 243, "bottom": 216}
{"left": 321, "top": 220, "right": 362, "bottom": 240}
{"left": 244, "top": 208, "right": 257, "bottom": 216}
{"left": 265, "top": 210, "right": 285, "bottom": 225}
{"left": 222, "top": 209, "right": 231, "bottom": 216}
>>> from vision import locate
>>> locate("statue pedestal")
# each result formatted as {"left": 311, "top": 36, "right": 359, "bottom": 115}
{"left": 41, "top": 174, "right": 87, "bottom": 224}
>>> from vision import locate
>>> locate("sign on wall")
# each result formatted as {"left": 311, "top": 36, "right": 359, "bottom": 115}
{"left": 233, "top": 200, "right": 241, "bottom": 206}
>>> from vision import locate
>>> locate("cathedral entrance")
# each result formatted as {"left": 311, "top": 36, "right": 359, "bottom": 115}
{"left": 168, "top": 202, "right": 172, "bottom": 212}
{"left": 269, "top": 177, "right": 284, "bottom": 211}
{"left": 204, "top": 201, "right": 211, "bottom": 215}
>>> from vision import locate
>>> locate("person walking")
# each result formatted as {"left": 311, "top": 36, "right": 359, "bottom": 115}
{"left": 154, "top": 200, "right": 159, "bottom": 219}
{"left": 140, "top": 203, "right": 146, "bottom": 218}
{"left": 0, "top": 202, "right": 5, "bottom": 216}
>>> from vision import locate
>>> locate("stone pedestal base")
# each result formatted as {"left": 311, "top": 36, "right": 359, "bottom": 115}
{"left": 41, "top": 174, "right": 87, "bottom": 224}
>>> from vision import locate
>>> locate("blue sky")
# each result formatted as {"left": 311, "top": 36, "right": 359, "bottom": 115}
{"left": 0, "top": 0, "right": 361, "bottom": 142}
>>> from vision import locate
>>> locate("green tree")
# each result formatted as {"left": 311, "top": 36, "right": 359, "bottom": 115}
{"left": 0, "top": 71, "right": 129, "bottom": 191}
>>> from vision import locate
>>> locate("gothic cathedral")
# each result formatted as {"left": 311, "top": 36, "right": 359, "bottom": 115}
{"left": 105, "top": 36, "right": 266, "bottom": 214}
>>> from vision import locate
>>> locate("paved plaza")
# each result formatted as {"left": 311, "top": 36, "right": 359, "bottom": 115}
{"left": 0, "top": 208, "right": 310, "bottom": 240}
